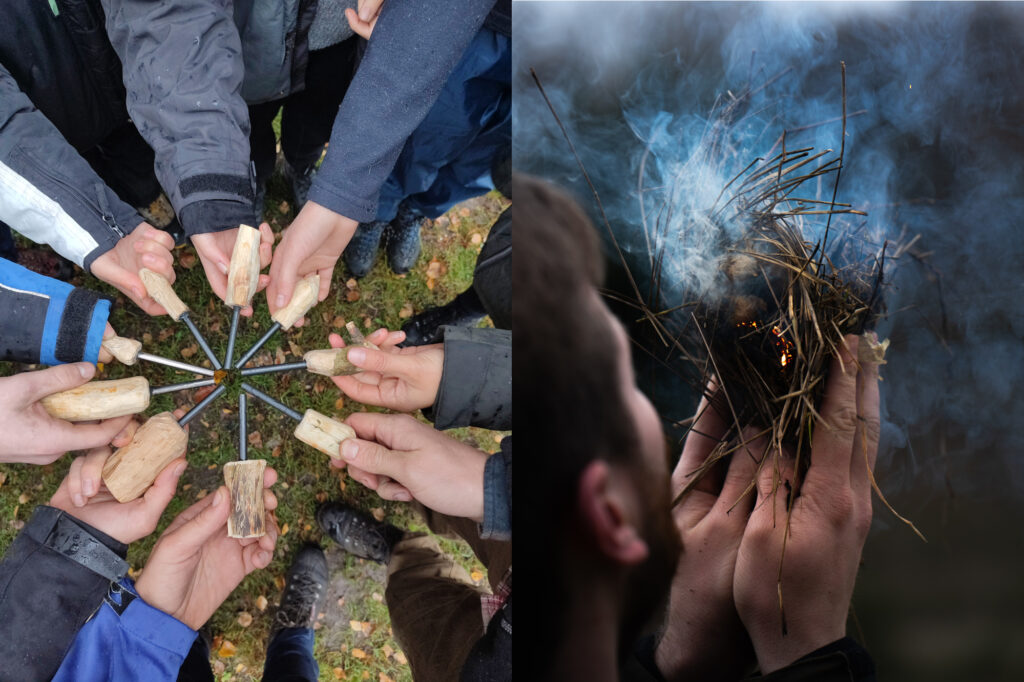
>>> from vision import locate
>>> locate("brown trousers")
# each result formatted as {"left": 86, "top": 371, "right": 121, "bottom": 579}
{"left": 385, "top": 505, "right": 511, "bottom": 682}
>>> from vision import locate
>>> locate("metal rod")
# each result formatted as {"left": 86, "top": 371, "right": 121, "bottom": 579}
{"left": 178, "top": 384, "right": 228, "bottom": 427}
{"left": 239, "top": 361, "right": 307, "bottom": 377}
{"left": 241, "top": 382, "right": 302, "bottom": 422}
{"left": 239, "top": 392, "right": 247, "bottom": 461}
{"left": 224, "top": 306, "right": 241, "bottom": 369}
{"left": 150, "top": 378, "right": 216, "bottom": 396}
{"left": 235, "top": 322, "right": 281, "bottom": 369}
{"left": 181, "top": 312, "right": 222, "bottom": 370}
{"left": 137, "top": 352, "right": 215, "bottom": 377}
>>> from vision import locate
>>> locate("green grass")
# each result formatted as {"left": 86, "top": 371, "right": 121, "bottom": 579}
{"left": 0, "top": 185, "right": 509, "bottom": 681}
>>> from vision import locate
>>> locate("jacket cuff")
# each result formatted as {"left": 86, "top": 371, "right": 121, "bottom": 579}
{"left": 425, "top": 326, "right": 512, "bottom": 430}
{"left": 481, "top": 440, "right": 511, "bottom": 541}
{"left": 756, "top": 637, "right": 876, "bottom": 681}
{"left": 307, "top": 180, "right": 375, "bottom": 224}
{"left": 179, "top": 198, "right": 258, "bottom": 238}
{"left": 117, "top": 579, "right": 198, "bottom": 657}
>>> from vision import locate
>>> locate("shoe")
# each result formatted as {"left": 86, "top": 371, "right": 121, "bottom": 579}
{"left": 317, "top": 502, "right": 404, "bottom": 565}
{"left": 157, "top": 217, "right": 187, "bottom": 248}
{"left": 400, "top": 289, "right": 487, "bottom": 346}
{"left": 285, "top": 163, "right": 316, "bottom": 212}
{"left": 343, "top": 221, "right": 387, "bottom": 279}
{"left": 384, "top": 203, "right": 424, "bottom": 275}
{"left": 271, "top": 545, "right": 329, "bottom": 635}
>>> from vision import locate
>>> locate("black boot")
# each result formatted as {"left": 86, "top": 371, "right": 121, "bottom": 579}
{"left": 285, "top": 163, "right": 317, "bottom": 212}
{"left": 384, "top": 202, "right": 425, "bottom": 275}
{"left": 316, "top": 502, "right": 404, "bottom": 565}
{"left": 400, "top": 287, "right": 487, "bottom": 346}
{"left": 343, "top": 221, "right": 387, "bottom": 279}
{"left": 271, "top": 545, "right": 329, "bottom": 635}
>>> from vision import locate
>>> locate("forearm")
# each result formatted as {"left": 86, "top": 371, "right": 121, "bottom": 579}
{"left": 0, "top": 257, "right": 110, "bottom": 364}
{"left": 309, "top": 0, "right": 495, "bottom": 221}
{"left": 0, "top": 64, "right": 140, "bottom": 270}
{"left": 101, "top": 0, "right": 255, "bottom": 238}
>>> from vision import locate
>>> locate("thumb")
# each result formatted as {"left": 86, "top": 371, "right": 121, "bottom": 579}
{"left": 346, "top": 345, "right": 413, "bottom": 376}
{"left": 25, "top": 363, "right": 96, "bottom": 403}
{"left": 269, "top": 257, "right": 298, "bottom": 315}
{"left": 339, "top": 438, "right": 405, "bottom": 481}
{"left": 139, "top": 458, "right": 188, "bottom": 518}
{"left": 166, "top": 486, "right": 230, "bottom": 550}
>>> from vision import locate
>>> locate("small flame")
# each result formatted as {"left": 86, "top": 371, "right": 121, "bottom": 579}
{"left": 780, "top": 353, "right": 788, "bottom": 367}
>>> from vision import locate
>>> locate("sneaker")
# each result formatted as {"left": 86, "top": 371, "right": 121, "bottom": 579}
{"left": 286, "top": 163, "right": 316, "bottom": 212}
{"left": 271, "top": 545, "right": 329, "bottom": 634}
{"left": 317, "top": 502, "right": 404, "bottom": 565}
{"left": 343, "top": 221, "right": 387, "bottom": 279}
{"left": 384, "top": 203, "right": 424, "bottom": 275}
{"left": 400, "top": 288, "right": 487, "bottom": 347}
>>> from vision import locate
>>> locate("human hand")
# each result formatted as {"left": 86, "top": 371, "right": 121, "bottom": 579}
{"left": 734, "top": 335, "right": 878, "bottom": 673}
{"left": 655, "top": 383, "right": 757, "bottom": 681}
{"left": 266, "top": 201, "right": 358, "bottom": 326}
{"left": 336, "top": 413, "right": 487, "bottom": 521}
{"left": 328, "top": 328, "right": 443, "bottom": 412}
{"left": 90, "top": 223, "right": 175, "bottom": 315}
{"left": 135, "top": 468, "right": 279, "bottom": 630}
{"left": 99, "top": 323, "right": 116, "bottom": 363}
{"left": 191, "top": 224, "right": 274, "bottom": 316}
{"left": 345, "top": 0, "right": 384, "bottom": 39}
{"left": 0, "top": 363, "right": 133, "bottom": 464}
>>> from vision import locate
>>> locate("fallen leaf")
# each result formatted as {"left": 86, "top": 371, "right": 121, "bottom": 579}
{"left": 276, "top": 347, "right": 287, "bottom": 364}
{"left": 371, "top": 507, "right": 385, "bottom": 522}
{"left": 338, "top": 477, "right": 347, "bottom": 492}
{"left": 425, "top": 258, "right": 444, "bottom": 280}
{"left": 314, "top": 381, "right": 327, "bottom": 394}
{"left": 217, "top": 640, "right": 237, "bottom": 657}
{"left": 275, "top": 575, "right": 286, "bottom": 590}
{"left": 380, "top": 674, "right": 395, "bottom": 682}
{"left": 158, "top": 328, "right": 174, "bottom": 342}
{"left": 372, "top": 592, "right": 383, "bottom": 603}
{"left": 363, "top": 317, "right": 372, "bottom": 329}
{"left": 193, "top": 384, "right": 216, "bottom": 402}
{"left": 470, "top": 232, "right": 483, "bottom": 245}
{"left": 272, "top": 445, "right": 282, "bottom": 458}
{"left": 332, "top": 315, "right": 347, "bottom": 328}
{"left": 248, "top": 431, "right": 263, "bottom": 448}
{"left": 382, "top": 643, "right": 393, "bottom": 658}
{"left": 350, "top": 620, "right": 363, "bottom": 632}
{"left": 334, "top": 397, "right": 345, "bottom": 411}
{"left": 237, "top": 611, "right": 253, "bottom": 627}
{"left": 196, "top": 489, "right": 209, "bottom": 500}
{"left": 333, "top": 667, "right": 345, "bottom": 680}
{"left": 394, "top": 651, "right": 408, "bottom": 665}
{"left": 255, "top": 595, "right": 269, "bottom": 611}
{"left": 313, "top": 621, "right": 323, "bottom": 631}
{"left": 316, "top": 492, "right": 328, "bottom": 503}
{"left": 398, "top": 302, "right": 414, "bottom": 319}
{"left": 213, "top": 660, "right": 226, "bottom": 675}
{"left": 362, "top": 671, "right": 370, "bottom": 680}
{"left": 470, "top": 570, "right": 484, "bottom": 582}
{"left": 289, "top": 340, "right": 303, "bottom": 357}
{"left": 17, "top": 493, "right": 29, "bottom": 505}
{"left": 10, "top": 520, "right": 24, "bottom": 530}
{"left": 346, "top": 278, "right": 358, "bottom": 290}
{"left": 346, "top": 290, "right": 361, "bottom": 302}
{"left": 459, "top": 207, "right": 471, "bottom": 218}
{"left": 180, "top": 344, "right": 199, "bottom": 359}
{"left": 278, "top": 200, "right": 290, "bottom": 214}
{"left": 178, "top": 251, "right": 197, "bottom": 269}
{"left": 280, "top": 523, "right": 290, "bottom": 536}
{"left": 0, "top": 472, "right": 7, "bottom": 488}
{"left": 142, "top": 332, "right": 153, "bottom": 344}
{"left": 209, "top": 320, "right": 222, "bottom": 333}
{"left": 235, "top": 663, "right": 247, "bottom": 673}
{"left": 337, "top": 597, "right": 346, "bottom": 608}
{"left": 351, "top": 648, "right": 367, "bottom": 660}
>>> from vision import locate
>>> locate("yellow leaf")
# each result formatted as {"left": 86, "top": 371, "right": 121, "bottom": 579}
{"left": 394, "top": 651, "right": 407, "bottom": 665}
{"left": 470, "top": 570, "right": 484, "bottom": 582}
{"left": 281, "top": 523, "right": 290, "bottom": 536}
{"left": 236, "top": 611, "right": 253, "bottom": 627}
{"left": 333, "top": 667, "right": 346, "bottom": 680}
{"left": 398, "top": 302, "right": 414, "bottom": 319}
{"left": 380, "top": 674, "right": 395, "bottom": 682}
{"left": 350, "top": 620, "right": 363, "bottom": 632}
{"left": 255, "top": 595, "right": 269, "bottom": 612}
{"left": 371, "top": 507, "right": 385, "bottom": 522}
{"left": 383, "top": 644, "right": 394, "bottom": 658}
{"left": 217, "top": 640, "right": 237, "bottom": 657}
{"left": 470, "top": 232, "right": 483, "bottom": 245}
{"left": 17, "top": 493, "right": 29, "bottom": 505}
{"left": 351, "top": 648, "right": 367, "bottom": 660}
{"left": 235, "top": 663, "right": 247, "bottom": 673}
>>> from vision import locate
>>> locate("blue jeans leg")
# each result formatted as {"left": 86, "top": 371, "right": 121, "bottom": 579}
{"left": 262, "top": 627, "right": 319, "bottom": 682}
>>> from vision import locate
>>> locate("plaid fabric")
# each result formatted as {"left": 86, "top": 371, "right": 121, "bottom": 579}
{"left": 481, "top": 567, "right": 512, "bottom": 625}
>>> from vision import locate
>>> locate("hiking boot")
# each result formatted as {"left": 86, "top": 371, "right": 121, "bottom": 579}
{"left": 400, "top": 288, "right": 487, "bottom": 347}
{"left": 344, "top": 221, "right": 387, "bottom": 279}
{"left": 271, "top": 545, "right": 329, "bottom": 634}
{"left": 286, "top": 163, "right": 316, "bottom": 212}
{"left": 317, "top": 502, "right": 404, "bottom": 565}
{"left": 384, "top": 203, "right": 425, "bottom": 275}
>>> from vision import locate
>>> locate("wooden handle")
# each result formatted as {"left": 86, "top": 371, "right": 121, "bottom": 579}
{"left": 294, "top": 409, "right": 355, "bottom": 459}
{"left": 41, "top": 376, "right": 150, "bottom": 421}
{"left": 304, "top": 345, "right": 374, "bottom": 377}
{"left": 271, "top": 273, "right": 320, "bottom": 330}
{"left": 139, "top": 268, "right": 189, "bottom": 321}
{"left": 101, "top": 336, "right": 142, "bottom": 365}
{"left": 102, "top": 412, "right": 188, "bottom": 502}
{"left": 226, "top": 224, "right": 262, "bottom": 307}
{"left": 224, "top": 459, "right": 267, "bottom": 538}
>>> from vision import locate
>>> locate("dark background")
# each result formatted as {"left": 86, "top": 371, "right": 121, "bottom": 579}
{"left": 513, "top": 3, "right": 1024, "bottom": 679}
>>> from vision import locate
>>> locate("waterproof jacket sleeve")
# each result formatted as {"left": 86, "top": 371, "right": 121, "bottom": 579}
{"left": 0, "top": 257, "right": 111, "bottom": 364}
{"left": 308, "top": 0, "right": 496, "bottom": 222}
{"left": 53, "top": 578, "right": 197, "bottom": 682}
{"left": 0, "top": 506, "right": 131, "bottom": 681}
{"left": 482, "top": 436, "right": 511, "bottom": 540}
{"left": 425, "top": 326, "right": 511, "bottom": 431}
{"left": 0, "top": 63, "right": 142, "bottom": 271}
{"left": 101, "top": 0, "right": 256, "bottom": 238}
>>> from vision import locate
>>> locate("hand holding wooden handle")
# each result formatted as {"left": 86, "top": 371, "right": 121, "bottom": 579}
{"left": 224, "top": 459, "right": 267, "bottom": 538}
{"left": 139, "top": 268, "right": 189, "bottom": 321}
{"left": 41, "top": 376, "right": 150, "bottom": 421}
{"left": 294, "top": 409, "right": 355, "bottom": 459}
{"left": 101, "top": 336, "right": 143, "bottom": 365}
{"left": 226, "top": 224, "right": 262, "bottom": 307}
{"left": 102, "top": 412, "right": 188, "bottom": 502}
{"left": 271, "top": 273, "right": 320, "bottom": 330}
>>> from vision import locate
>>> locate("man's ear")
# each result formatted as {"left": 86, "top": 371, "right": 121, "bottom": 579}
{"left": 577, "top": 460, "right": 649, "bottom": 567}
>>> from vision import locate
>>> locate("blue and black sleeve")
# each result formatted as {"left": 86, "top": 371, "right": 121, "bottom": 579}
{"left": 0, "top": 258, "right": 110, "bottom": 365}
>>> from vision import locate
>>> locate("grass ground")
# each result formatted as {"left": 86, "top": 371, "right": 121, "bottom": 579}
{"left": 0, "top": 183, "right": 508, "bottom": 681}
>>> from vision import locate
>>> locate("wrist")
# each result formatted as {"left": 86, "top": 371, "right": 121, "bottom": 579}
{"left": 754, "top": 626, "right": 845, "bottom": 674}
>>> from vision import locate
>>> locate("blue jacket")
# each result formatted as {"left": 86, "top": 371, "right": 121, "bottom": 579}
{"left": 53, "top": 579, "right": 197, "bottom": 682}
{"left": 0, "top": 257, "right": 109, "bottom": 364}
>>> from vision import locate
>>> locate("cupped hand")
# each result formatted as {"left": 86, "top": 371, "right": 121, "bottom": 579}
{"left": 0, "top": 363, "right": 132, "bottom": 464}
{"left": 336, "top": 412, "right": 487, "bottom": 521}
{"left": 90, "top": 223, "right": 175, "bottom": 315}
{"left": 191, "top": 224, "right": 274, "bottom": 315}
{"left": 328, "top": 328, "right": 443, "bottom": 412}
{"left": 135, "top": 467, "right": 279, "bottom": 630}
{"left": 266, "top": 201, "right": 358, "bottom": 327}
{"left": 345, "top": 0, "right": 384, "bottom": 39}
{"left": 734, "top": 335, "right": 879, "bottom": 673}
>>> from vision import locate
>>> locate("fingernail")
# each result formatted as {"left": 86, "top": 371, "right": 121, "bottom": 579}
{"left": 276, "top": 294, "right": 286, "bottom": 308}
{"left": 347, "top": 347, "right": 366, "bottom": 365}
{"left": 78, "top": 363, "right": 95, "bottom": 379}
{"left": 83, "top": 479, "right": 96, "bottom": 496}
{"left": 72, "top": 494, "right": 85, "bottom": 507}
{"left": 394, "top": 491, "right": 411, "bottom": 502}
{"left": 212, "top": 489, "right": 224, "bottom": 506}
{"left": 341, "top": 440, "right": 358, "bottom": 461}
{"left": 218, "top": 262, "right": 228, "bottom": 275}
{"left": 174, "top": 461, "right": 187, "bottom": 478}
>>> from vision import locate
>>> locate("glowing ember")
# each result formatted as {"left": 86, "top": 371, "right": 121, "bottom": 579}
{"left": 736, "top": 321, "right": 794, "bottom": 370}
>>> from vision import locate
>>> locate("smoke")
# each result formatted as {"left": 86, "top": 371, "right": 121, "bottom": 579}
{"left": 513, "top": 2, "right": 1024, "bottom": 505}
